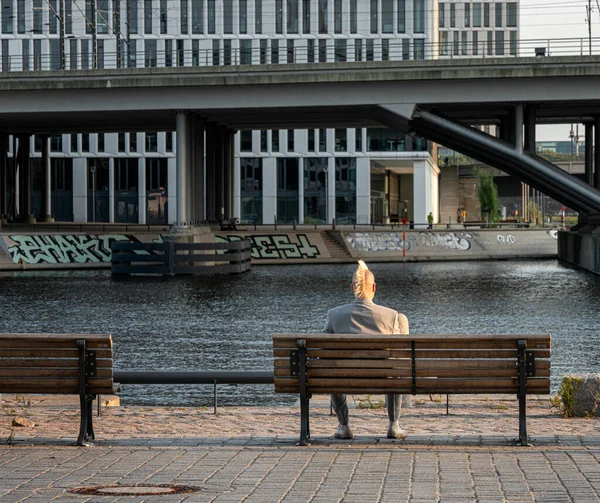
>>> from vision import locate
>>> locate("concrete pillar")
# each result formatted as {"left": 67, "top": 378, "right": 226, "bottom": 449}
{"left": 0, "top": 133, "right": 7, "bottom": 219}
{"left": 233, "top": 155, "right": 241, "bottom": 220}
{"left": 167, "top": 157, "right": 177, "bottom": 224}
{"left": 595, "top": 116, "right": 600, "bottom": 191}
{"left": 191, "top": 117, "right": 205, "bottom": 223}
{"left": 138, "top": 158, "right": 146, "bottom": 224}
{"left": 187, "top": 121, "right": 195, "bottom": 224}
{"left": 205, "top": 123, "right": 216, "bottom": 221}
{"left": 228, "top": 130, "right": 235, "bottom": 219}
{"left": 514, "top": 103, "right": 524, "bottom": 152}
{"left": 108, "top": 157, "right": 115, "bottom": 223}
{"left": 585, "top": 123, "right": 594, "bottom": 186}
{"left": 41, "top": 136, "right": 53, "bottom": 222}
{"left": 262, "top": 157, "right": 276, "bottom": 224}
{"left": 327, "top": 157, "right": 335, "bottom": 224}
{"left": 413, "top": 159, "right": 430, "bottom": 228}
{"left": 18, "top": 135, "right": 32, "bottom": 222}
{"left": 523, "top": 106, "right": 536, "bottom": 154}
{"left": 215, "top": 126, "right": 226, "bottom": 222}
{"left": 356, "top": 157, "right": 370, "bottom": 224}
{"left": 298, "top": 157, "right": 304, "bottom": 224}
{"left": 175, "top": 111, "right": 189, "bottom": 224}
{"left": 72, "top": 158, "right": 87, "bottom": 221}
{"left": 223, "top": 129, "right": 233, "bottom": 220}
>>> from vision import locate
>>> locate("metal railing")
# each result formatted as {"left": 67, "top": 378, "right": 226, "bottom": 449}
{"left": 3, "top": 36, "right": 600, "bottom": 74}
{"left": 112, "top": 370, "right": 274, "bottom": 414}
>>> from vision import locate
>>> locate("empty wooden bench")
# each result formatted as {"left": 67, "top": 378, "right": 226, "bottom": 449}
{"left": 273, "top": 334, "right": 551, "bottom": 446}
{"left": 0, "top": 334, "right": 114, "bottom": 445}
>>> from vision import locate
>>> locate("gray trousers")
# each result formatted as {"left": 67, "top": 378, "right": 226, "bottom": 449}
{"left": 331, "top": 394, "right": 402, "bottom": 425}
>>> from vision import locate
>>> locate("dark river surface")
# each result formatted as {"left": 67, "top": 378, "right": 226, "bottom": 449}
{"left": 0, "top": 260, "right": 598, "bottom": 406}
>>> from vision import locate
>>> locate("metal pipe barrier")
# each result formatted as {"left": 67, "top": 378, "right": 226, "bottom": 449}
{"left": 112, "top": 371, "right": 274, "bottom": 414}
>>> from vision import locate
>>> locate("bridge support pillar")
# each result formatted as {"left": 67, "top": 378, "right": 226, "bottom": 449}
{"left": 205, "top": 123, "right": 217, "bottom": 222}
{"left": 41, "top": 135, "right": 54, "bottom": 222}
{"left": 223, "top": 129, "right": 234, "bottom": 220}
{"left": 514, "top": 104, "right": 524, "bottom": 152}
{"left": 0, "top": 133, "right": 6, "bottom": 221}
{"left": 18, "top": 134, "right": 34, "bottom": 223}
{"left": 585, "top": 123, "right": 594, "bottom": 186}
{"left": 175, "top": 111, "right": 190, "bottom": 224}
{"left": 523, "top": 106, "right": 536, "bottom": 154}
{"left": 190, "top": 117, "right": 205, "bottom": 223}
{"left": 595, "top": 116, "right": 600, "bottom": 191}
{"left": 214, "top": 126, "right": 226, "bottom": 223}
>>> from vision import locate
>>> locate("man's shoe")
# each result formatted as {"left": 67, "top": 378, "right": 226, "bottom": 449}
{"left": 334, "top": 424, "right": 354, "bottom": 440}
{"left": 387, "top": 421, "right": 407, "bottom": 440}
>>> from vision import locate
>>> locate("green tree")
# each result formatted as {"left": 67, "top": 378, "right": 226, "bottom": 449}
{"left": 474, "top": 168, "right": 500, "bottom": 223}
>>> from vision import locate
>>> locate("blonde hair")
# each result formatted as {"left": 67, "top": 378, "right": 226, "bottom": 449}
{"left": 352, "top": 259, "right": 375, "bottom": 299}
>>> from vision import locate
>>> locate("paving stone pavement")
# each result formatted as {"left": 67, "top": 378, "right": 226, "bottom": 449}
{"left": 0, "top": 395, "right": 599, "bottom": 502}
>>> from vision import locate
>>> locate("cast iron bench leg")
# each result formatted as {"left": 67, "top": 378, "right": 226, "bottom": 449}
{"left": 76, "top": 340, "right": 93, "bottom": 446}
{"left": 298, "top": 339, "right": 310, "bottom": 446}
{"left": 517, "top": 339, "right": 528, "bottom": 446}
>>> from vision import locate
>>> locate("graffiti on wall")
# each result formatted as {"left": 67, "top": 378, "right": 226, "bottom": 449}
{"left": 347, "top": 233, "right": 412, "bottom": 252}
{"left": 6, "top": 234, "right": 149, "bottom": 264}
{"left": 418, "top": 232, "right": 471, "bottom": 250}
{"left": 216, "top": 234, "right": 321, "bottom": 259}
{"left": 496, "top": 234, "right": 518, "bottom": 244}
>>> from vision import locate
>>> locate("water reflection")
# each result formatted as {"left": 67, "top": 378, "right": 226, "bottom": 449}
{"left": 0, "top": 260, "right": 598, "bottom": 406}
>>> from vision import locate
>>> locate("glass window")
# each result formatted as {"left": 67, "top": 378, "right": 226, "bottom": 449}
{"left": 414, "top": 38, "right": 424, "bottom": 59}
{"left": 413, "top": 0, "right": 424, "bottom": 33}
{"left": 181, "top": 0, "right": 188, "bottom": 33}
{"left": 366, "top": 39, "right": 374, "bottom": 61}
{"left": 212, "top": 39, "right": 220, "bottom": 65}
{"left": 81, "top": 39, "right": 89, "bottom": 70}
{"left": 350, "top": 0, "right": 357, "bottom": 33}
{"left": 17, "top": 0, "right": 25, "bottom": 33}
{"left": 287, "top": 39, "right": 294, "bottom": 63}
{"left": 318, "top": 39, "right": 327, "bottom": 62}
{"left": 287, "top": 130, "right": 294, "bottom": 151}
{"left": 146, "top": 132, "right": 158, "bottom": 152}
{"left": 287, "top": 0, "right": 298, "bottom": 33}
{"left": 272, "top": 129, "right": 279, "bottom": 151}
{"left": 484, "top": 3, "right": 489, "bottom": 27}
{"left": 507, "top": 2, "right": 517, "bottom": 27}
{"left": 473, "top": 31, "right": 478, "bottom": 55}
{"left": 355, "top": 128, "right": 362, "bottom": 150}
{"left": 145, "top": 39, "right": 157, "bottom": 67}
{"left": 354, "top": 38, "right": 362, "bottom": 61}
{"left": 115, "top": 158, "right": 139, "bottom": 191}
{"left": 97, "top": 133, "right": 105, "bottom": 152}
{"left": 145, "top": 158, "right": 168, "bottom": 224}
{"left": 439, "top": 31, "right": 448, "bottom": 55}
{"left": 333, "top": 0, "right": 342, "bottom": 33}
{"left": 308, "top": 129, "right": 315, "bottom": 151}
{"left": 402, "top": 38, "right": 410, "bottom": 59}
{"left": 277, "top": 158, "right": 299, "bottom": 224}
{"left": 128, "top": 39, "right": 137, "bottom": 68}
{"left": 223, "top": 0, "right": 233, "bottom": 33}
{"left": 495, "top": 30, "right": 504, "bottom": 55}
{"left": 97, "top": 0, "right": 109, "bottom": 34}
{"left": 208, "top": 0, "right": 215, "bottom": 33}
{"left": 465, "top": 3, "right": 470, "bottom": 27}
{"left": 130, "top": 133, "right": 137, "bottom": 152}
{"left": 453, "top": 31, "right": 459, "bottom": 56}
{"left": 69, "top": 39, "right": 78, "bottom": 70}
{"left": 176, "top": 39, "right": 184, "bottom": 66}
{"left": 240, "top": 131, "right": 252, "bottom": 151}
{"left": 260, "top": 39, "right": 267, "bottom": 64}
{"left": 303, "top": 157, "right": 327, "bottom": 223}
{"left": 335, "top": 158, "right": 356, "bottom": 224}
{"left": 461, "top": 31, "right": 467, "bottom": 55}
{"left": 97, "top": 39, "right": 105, "bottom": 69}
{"left": 382, "top": 0, "right": 393, "bottom": 33}
{"left": 240, "top": 39, "right": 252, "bottom": 64}
{"left": 271, "top": 39, "right": 279, "bottom": 64}
{"left": 192, "top": 39, "right": 199, "bottom": 65}
{"left": 370, "top": 0, "right": 377, "bottom": 33}
{"left": 398, "top": 0, "right": 405, "bottom": 32}
{"left": 22, "top": 39, "right": 29, "bottom": 71}
{"left": 473, "top": 2, "right": 481, "bottom": 27}
{"left": 128, "top": 0, "right": 138, "bottom": 33}
{"left": 240, "top": 158, "right": 262, "bottom": 223}
{"left": 495, "top": 3, "right": 502, "bottom": 27}
{"left": 276, "top": 0, "right": 283, "bottom": 33}
{"left": 334, "top": 39, "right": 346, "bottom": 62}
{"left": 223, "top": 39, "right": 231, "bottom": 65}
{"left": 260, "top": 130, "right": 268, "bottom": 151}
{"left": 318, "top": 0, "right": 327, "bottom": 34}
{"left": 303, "top": 0, "right": 310, "bottom": 32}
{"left": 160, "top": 0, "right": 168, "bottom": 33}
{"left": 450, "top": 3, "right": 455, "bottom": 27}
{"left": 118, "top": 133, "right": 126, "bottom": 152}
{"left": 33, "top": 0, "right": 42, "bottom": 33}
{"left": 165, "top": 39, "right": 173, "bottom": 67}
{"left": 65, "top": 0, "right": 73, "bottom": 33}
{"left": 191, "top": 0, "right": 203, "bottom": 33}
{"left": 255, "top": 0, "right": 262, "bottom": 33}
{"left": 335, "top": 129, "right": 347, "bottom": 152}
{"left": 382, "top": 39, "right": 389, "bottom": 60}
{"left": 82, "top": 133, "right": 90, "bottom": 152}
{"left": 51, "top": 135, "right": 63, "bottom": 152}
{"left": 509, "top": 30, "right": 517, "bottom": 55}
{"left": 367, "top": 128, "right": 406, "bottom": 151}
{"left": 319, "top": 128, "right": 327, "bottom": 151}
{"left": 71, "top": 134, "right": 78, "bottom": 153}
{"left": 239, "top": 0, "right": 247, "bottom": 32}
{"left": 487, "top": 30, "right": 493, "bottom": 55}
{"left": 144, "top": 0, "right": 152, "bottom": 33}
{"left": 439, "top": 3, "right": 444, "bottom": 27}
{"left": 2, "top": 0, "right": 13, "bottom": 34}
{"left": 307, "top": 39, "right": 315, "bottom": 63}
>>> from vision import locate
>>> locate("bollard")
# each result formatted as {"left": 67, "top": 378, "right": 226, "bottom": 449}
{"left": 332, "top": 218, "right": 336, "bottom": 230}
{"left": 293, "top": 218, "right": 297, "bottom": 230}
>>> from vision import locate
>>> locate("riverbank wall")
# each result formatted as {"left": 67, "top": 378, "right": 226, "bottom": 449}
{"left": 0, "top": 225, "right": 559, "bottom": 270}
{"left": 558, "top": 230, "right": 600, "bottom": 275}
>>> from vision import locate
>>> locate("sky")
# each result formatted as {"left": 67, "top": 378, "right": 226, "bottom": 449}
{"left": 519, "top": 0, "right": 600, "bottom": 141}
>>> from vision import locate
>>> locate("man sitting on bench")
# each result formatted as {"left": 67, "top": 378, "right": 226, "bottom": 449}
{"left": 324, "top": 260, "right": 410, "bottom": 440}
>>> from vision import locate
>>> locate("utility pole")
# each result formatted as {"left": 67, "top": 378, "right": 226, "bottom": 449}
{"left": 126, "top": 0, "right": 131, "bottom": 67}
{"left": 114, "top": 0, "right": 121, "bottom": 67}
{"left": 91, "top": 0, "right": 98, "bottom": 68}
{"left": 59, "top": 0, "right": 66, "bottom": 69}
{"left": 587, "top": 0, "right": 592, "bottom": 55}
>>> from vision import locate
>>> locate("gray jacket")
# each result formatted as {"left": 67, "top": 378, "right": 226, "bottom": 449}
{"left": 323, "top": 298, "right": 409, "bottom": 335}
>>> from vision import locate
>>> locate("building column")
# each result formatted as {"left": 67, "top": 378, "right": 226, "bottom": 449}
{"left": 0, "top": 133, "right": 7, "bottom": 220}
{"left": 41, "top": 135, "right": 54, "bottom": 222}
{"left": 413, "top": 159, "right": 430, "bottom": 228}
{"left": 585, "top": 123, "right": 594, "bottom": 186}
{"left": 205, "top": 123, "right": 216, "bottom": 221}
{"left": 356, "top": 157, "right": 370, "bottom": 225}
{"left": 327, "top": 157, "right": 335, "bottom": 224}
{"left": 298, "top": 157, "right": 304, "bottom": 224}
{"left": 18, "top": 134, "right": 33, "bottom": 222}
{"left": 595, "top": 116, "right": 600, "bottom": 191}
{"left": 514, "top": 103, "right": 524, "bottom": 152}
{"left": 262, "top": 157, "right": 276, "bottom": 224}
{"left": 138, "top": 157, "right": 146, "bottom": 224}
{"left": 175, "top": 111, "right": 189, "bottom": 224}
{"left": 108, "top": 156, "right": 115, "bottom": 223}
{"left": 72, "top": 158, "right": 87, "bottom": 222}
{"left": 233, "top": 155, "right": 241, "bottom": 220}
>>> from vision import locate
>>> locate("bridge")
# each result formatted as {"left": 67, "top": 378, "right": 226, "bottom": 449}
{"left": 1, "top": 55, "right": 599, "bottom": 272}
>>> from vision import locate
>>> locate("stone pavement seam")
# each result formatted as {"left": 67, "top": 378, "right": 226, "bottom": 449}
{"left": 305, "top": 450, "right": 339, "bottom": 503}
{"left": 375, "top": 450, "right": 392, "bottom": 503}
{"left": 238, "top": 450, "right": 286, "bottom": 502}
{"left": 277, "top": 450, "right": 317, "bottom": 503}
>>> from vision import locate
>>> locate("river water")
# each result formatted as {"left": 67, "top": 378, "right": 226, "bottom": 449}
{"left": 0, "top": 260, "right": 598, "bottom": 406}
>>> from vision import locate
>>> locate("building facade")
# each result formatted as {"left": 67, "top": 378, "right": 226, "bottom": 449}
{"left": 0, "top": 0, "right": 518, "bottom": 225}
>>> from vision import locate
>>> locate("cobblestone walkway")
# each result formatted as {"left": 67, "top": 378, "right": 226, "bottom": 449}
{"left": 0, "top": 395, "right": 599, "bottom": 502}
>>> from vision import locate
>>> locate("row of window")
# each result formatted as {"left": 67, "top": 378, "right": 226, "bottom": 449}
{"left": 240, "top": 128, "right": 428, "bottom": 153}
{"left": 439, "top": 2, "right": 517, "bottom": 29}
{"left": 0, "top": 0, "right": 427, "bottom": 37}
{"left": 439, "top": 29, "right": 517, "bottom": 56}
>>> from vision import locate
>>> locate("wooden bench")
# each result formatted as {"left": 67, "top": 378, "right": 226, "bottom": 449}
{"left": 273, "top": 334, "right": 551, "bottom": 446}
{"left": 0, "top": 334, "right": 114, "bottom": 445}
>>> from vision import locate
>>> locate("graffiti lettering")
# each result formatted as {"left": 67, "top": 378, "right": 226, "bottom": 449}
{"left": 216, "top": 234, "right": 321, "bottom": 259}
{"left": 7, "top": 234, "right": 141, "bottom": 265}
{"left": 548, "top": 230, "right": 559, "bottom": 240}
{"left": 418, "top": 232, "right": 471, "bottom": 251}
{"left": 497, "top": 234, "right": 518, "bottom": 244}
{"left": 346, "top": 233, "right": 410, "bottom": 253}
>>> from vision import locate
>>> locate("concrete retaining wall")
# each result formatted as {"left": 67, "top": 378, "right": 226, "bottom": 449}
{"left": 341, "top": 228, "right": 558, "bottom": 261}
{"left": 558, "top": 231, "right": 600, "bottom": 275}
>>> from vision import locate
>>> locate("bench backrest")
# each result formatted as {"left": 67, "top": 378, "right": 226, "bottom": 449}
{"left": 0, "top": 334, "right": 114, "bottom": 395}
{"left": 273, "top": 334, "right": 551, "bottom": 395}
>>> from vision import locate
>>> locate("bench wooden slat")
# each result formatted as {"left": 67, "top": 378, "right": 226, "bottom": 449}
{"left": 274, "top": 367, "right": 551, "bottom": 378}
{"left": 0, "top": 358, "right": 112, "bottom": 368}
{"left": 0, "top": 368, "right": 113, "bottom": 378}
{"left": 0, "top": 340, "right": 112, "bottom": 350}
{"left": 0, "top": 378, "right": 114, "bottom": 393}
{"left": 276, "top": 387, "right": 546, "bottom": 395}
{"left": 273, "top": 340, "right": 551, "bottom": 350}
{"left": 0, "top": 334, "right": 112, "bottom": 345}
{"left": 274, "top": 333, "right": 552, "bottom": 344}
{"left": 274, "top": 349, "right": 551, "bottom": 359}
{"left": 0, "top": 349, "right": 113, "bottom": 359}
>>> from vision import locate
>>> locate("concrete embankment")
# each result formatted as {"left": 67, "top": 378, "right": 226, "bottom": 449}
{"left": 558, "top": 230, "right": 600, "bottom": 275}
{"left": 0, "top": 226, "right": 559, "bottom": 270}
